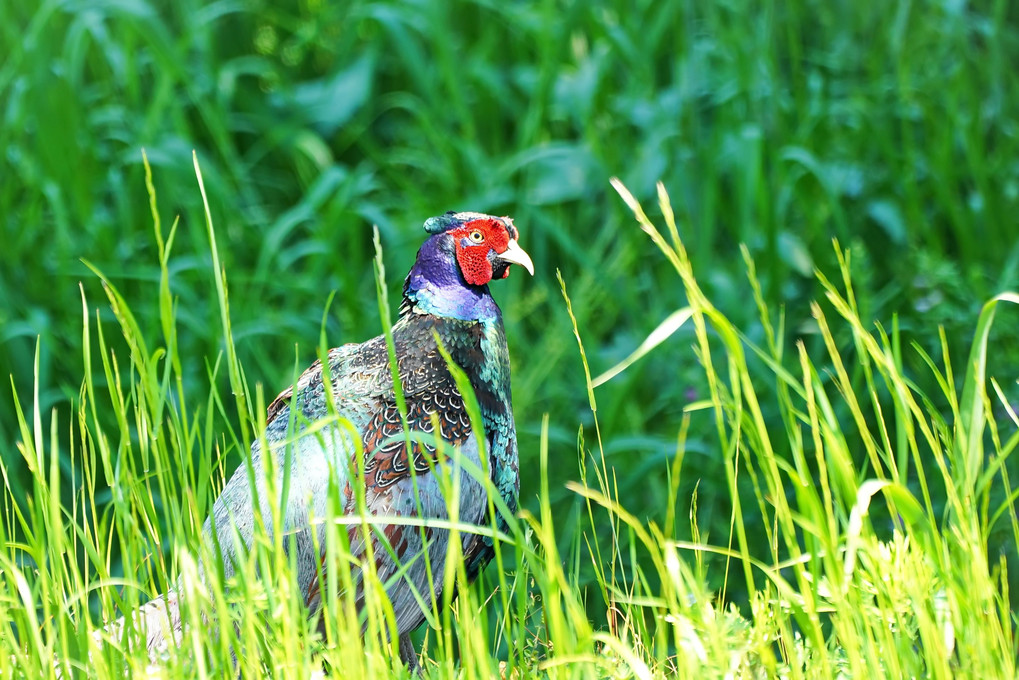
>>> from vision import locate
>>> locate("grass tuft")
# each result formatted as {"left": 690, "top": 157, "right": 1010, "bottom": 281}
{"left": 2, "top": 173, "right": 1016, "bottom": 678}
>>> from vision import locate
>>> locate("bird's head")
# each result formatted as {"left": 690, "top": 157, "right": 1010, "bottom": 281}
{"left": 423, "top": 211, "right": 535, "bottom": 286}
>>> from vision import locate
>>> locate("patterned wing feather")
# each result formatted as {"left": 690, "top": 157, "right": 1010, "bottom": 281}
{"left": 362, "top": 386, "right": 473, "bottom": 488}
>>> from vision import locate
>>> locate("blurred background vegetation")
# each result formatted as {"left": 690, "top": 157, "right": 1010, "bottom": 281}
{"left": 2, "top": 0, "right": 1018, "bottom": 615}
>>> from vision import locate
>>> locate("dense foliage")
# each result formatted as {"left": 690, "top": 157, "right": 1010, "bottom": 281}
{"left": 1, "top": 1, "right": 1018, "bottom": 677}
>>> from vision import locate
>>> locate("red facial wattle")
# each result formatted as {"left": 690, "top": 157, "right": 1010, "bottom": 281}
{"left": 451, "top": 218, "right": 512, "bottom": 286}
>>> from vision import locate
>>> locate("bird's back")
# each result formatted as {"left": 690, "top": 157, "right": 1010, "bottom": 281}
{"left": 204, "top": 310, "right": 518, "bottom": 634}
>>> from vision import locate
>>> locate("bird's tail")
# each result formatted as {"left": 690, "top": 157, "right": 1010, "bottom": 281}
{"left": 52, "top": 590, "right": 184, "bottom": 678}
{"left": 97, "top": 588, "right": 184, "bottom": 656}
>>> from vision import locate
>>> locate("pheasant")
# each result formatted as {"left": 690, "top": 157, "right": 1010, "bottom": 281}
{"left": 106, "top": 211, "right": 533, "bottom": 670}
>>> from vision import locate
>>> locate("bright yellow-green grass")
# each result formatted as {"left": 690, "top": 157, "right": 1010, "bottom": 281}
{"left": 2, "top": 167, "right": 1016, "bottom": 677}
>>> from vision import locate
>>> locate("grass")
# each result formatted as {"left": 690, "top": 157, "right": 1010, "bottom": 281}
{"left": 2, "top": 0, "right": 1019, "bottom": 676}
{"left": 2, "top": 170, "right": 1017, "bottom": 677}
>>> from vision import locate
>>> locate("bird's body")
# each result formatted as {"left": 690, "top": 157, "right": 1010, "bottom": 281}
{"left": 112, "top": 212, "right": 532, "bottom": 669}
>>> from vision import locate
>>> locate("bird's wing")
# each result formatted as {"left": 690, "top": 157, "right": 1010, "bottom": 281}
{"left": 360, "top": 380, "right": 473, "bottom": 488}
{"left": 287, "top": 326, "right": 487, "bottom": 624}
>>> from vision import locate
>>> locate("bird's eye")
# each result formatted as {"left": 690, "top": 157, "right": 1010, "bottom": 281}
{"left": 469, "top": 230, "right": 485, "bottom": 243}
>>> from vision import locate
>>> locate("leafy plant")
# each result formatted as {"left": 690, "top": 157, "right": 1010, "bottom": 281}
{"left": 2, "top": 173, "right": 1016, "bottom": 678}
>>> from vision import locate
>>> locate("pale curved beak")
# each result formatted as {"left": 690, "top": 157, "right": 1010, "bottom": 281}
{"left": 497, "top": 239, "right": 535, "bottom": 275}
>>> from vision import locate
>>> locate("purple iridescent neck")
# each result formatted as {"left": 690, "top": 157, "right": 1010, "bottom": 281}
{"left": 402, "top": 234, "right": 502, "bottom": 322}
